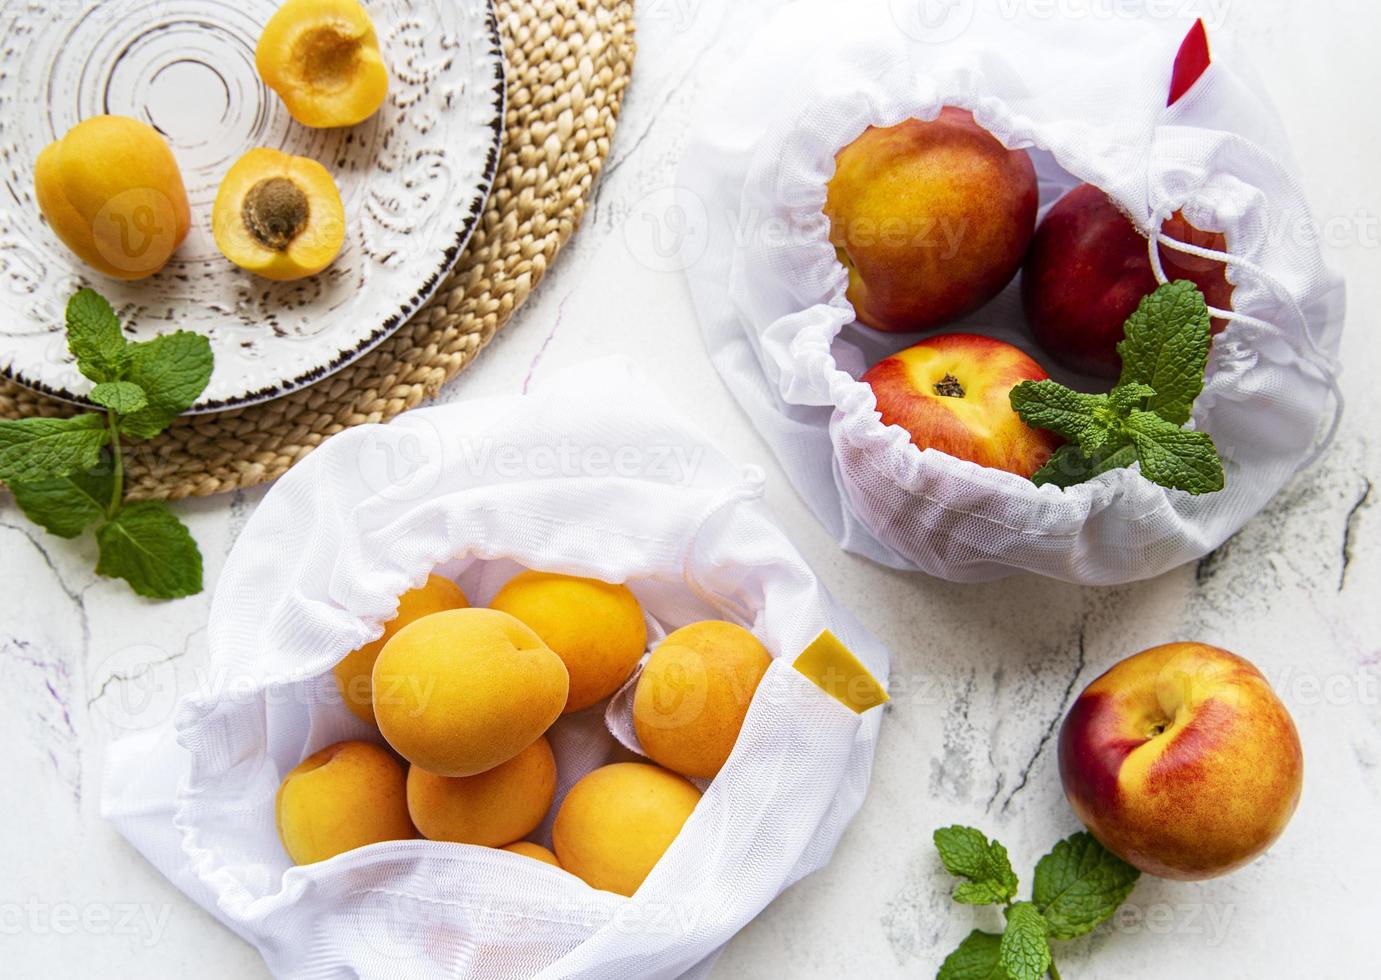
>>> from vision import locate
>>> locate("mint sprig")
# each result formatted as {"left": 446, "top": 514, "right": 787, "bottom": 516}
{"left": 0, "top": 288, "right": 212, "bottom": 599}
{"left": 1031, "top": 833, "right": 1141, "bottom": 941}
{"left": 1011, "top": 281, "right": 1225, "bottom": 494}
{"left": 999, "top": 903, "right": 1052, "bottom": 980}
{"left": 934, "top": 825, "right": 1020, "bottom": 906}
{"left": 935, "top": 829, "right": 1140, "bottom": 980}
{"left": 95, "top": 501, "right": 204, "bottom": 599}
{"left": 7, "top": 463, "right": 114, "bottom": 539}
{"left": 0, "top": 413, "right": 109, "bottom": 484}
{"left": 939, "top": 931, "right": 1005, "bottom": 980}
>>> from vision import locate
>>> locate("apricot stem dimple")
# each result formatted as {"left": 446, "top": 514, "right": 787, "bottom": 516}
{"left": 933, "top": 373, "right": 966, "bottom": 398}
{"left": 242, "top": 177, "right": 310, "bottom": 251}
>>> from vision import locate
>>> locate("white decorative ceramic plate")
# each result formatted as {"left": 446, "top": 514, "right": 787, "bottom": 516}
{"left": 0, "top": 0, "right": 504, "bottom": 411}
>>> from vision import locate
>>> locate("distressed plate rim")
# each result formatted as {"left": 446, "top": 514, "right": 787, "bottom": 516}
{"left": 0, "top": 0, "right": 506, "bottom": 415}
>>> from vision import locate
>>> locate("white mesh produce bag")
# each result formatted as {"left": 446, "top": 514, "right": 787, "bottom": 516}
{"left": 101, "top": 358, "right": 889, "bottom": 980}
{"left": 681, "top": 0, "right": 1345, "bottom": 584}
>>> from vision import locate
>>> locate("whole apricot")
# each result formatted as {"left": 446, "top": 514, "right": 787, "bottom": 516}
{"left": 275, "top": 740, "right": 416, "bottom": 864}
{"left": 256, "top": 0, "right": 389, "bottom": 128}
{"left": 407, "top": 736, "right": 557, "bottom": 847}
{"left": 502, "top": 841, "right": 561, "bottom": 867}
{"left": 552, "top": 763, "right": 701, "bottom": 897}
{"left": 372, "top": 608, "right": 568, "bottom": 777}
{"left": 632, "top": 621, "right": 772, "bottom": 779}
{"left": 212, "top": 147, "right": 345, "bottom": 280}
{"left": 825, "top": 108, "right": 1038, "bottom": 333}
{"left": 34, "top": 115, "right": 190, "bottom": 280}
{"left": 489, "top": 571, "right": 648, "bottom": 713}
{"left": 333, "top": 575, "right": 468, "bottom": 726}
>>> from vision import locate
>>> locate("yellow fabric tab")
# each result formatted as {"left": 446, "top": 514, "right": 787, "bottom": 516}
{"left": 793, "top": 630, "right": 889, "bottom": 713}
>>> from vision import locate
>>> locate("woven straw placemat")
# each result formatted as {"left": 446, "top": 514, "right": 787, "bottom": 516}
{"left": 0, "top": 0, "right": 635, "bottom": 500}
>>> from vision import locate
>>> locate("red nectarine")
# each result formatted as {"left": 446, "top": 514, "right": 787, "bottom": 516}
{"left": 1059, "top": 642, "right": 1303, "bottom": 880}
{"left": 862, "top": 333, "right": 1061, "bottom": 478}
{"left": 1021, "top": 184, "right": 1234, "bottom": 377}
{"left": 826, "top": 109, "right": 1038, "bottom": 333}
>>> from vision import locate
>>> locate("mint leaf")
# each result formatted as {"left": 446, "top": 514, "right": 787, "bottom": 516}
{"left": 1116, "top": 281, "right": 1211, "bottom": 426}
{"left": 937, "top": 930, "right": 1005, "bottom": 980}
{"left": 951, "top": 880, "right": 1017, "bottom": 907}
{"left": 1032, "top": 444, "right": 1096, "bottom": 489}
{"left": 934, "top": 826, "right": 1019, "bottom": 906}
{"left": 1109, "top": 382, "right": 1155, "bottom": 416}
{"left": 66, "top": 288, "right": 128, "bottom": 383}
{"left": 936, "top": 830, "right": 1139, "bottom": 980}
{"left": 1092, "top": 443, "right": 1140, "bottom": 477}
{"left": 95, "top": 501, "right": 203, "bottom": 599}
{"left": 118, "top": 332, "right": 213, "bottom": 439}
{"left": 1009, "top": 381, "right": 1110, "bottom": 449}
{"left": 1021, "top": 282, "right": 1223, "bottom": 495}
{"left": 8, "top": 460, "right": 115, "bottom": 538}
{"left": 999, "top": 903, "right": 1052, "bottom": 980}
{"left": 0, "top": 289, "right": 211, "bottom": 600}
{"left": 89, "top": 381, "right": 148, "bottom": 415}
{"left": 1125, "top": 411, "right": 1225, "bottom": 494}
{"left": 1033, "top": 441, "right": 1144, "bottom": 488}
{"left": 0, "top": 414, "right": 109, "bottom": 484}
{"left": 1033, "top": 832, "right": 1140, "bottom": 941}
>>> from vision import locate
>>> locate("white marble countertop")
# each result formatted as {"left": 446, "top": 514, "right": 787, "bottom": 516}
{"left": 3, "top": 1, "right": 1378, "bottom": 977}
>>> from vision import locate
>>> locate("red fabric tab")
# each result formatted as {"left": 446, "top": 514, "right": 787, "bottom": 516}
{"left": 1168, "top": 19, "right": 1212, "bottom": 106}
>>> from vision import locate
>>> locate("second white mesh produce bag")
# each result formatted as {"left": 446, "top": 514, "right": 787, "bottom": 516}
{"left": 680, "top": 0, "right": 1345, "bottom": 583}
{"left": 101, "top": 358, "right": 889, "bottom": 979}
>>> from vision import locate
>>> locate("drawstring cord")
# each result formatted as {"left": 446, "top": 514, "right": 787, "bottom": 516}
{"left": 1146, "top": 208, "right": 1345, "bottom": 467}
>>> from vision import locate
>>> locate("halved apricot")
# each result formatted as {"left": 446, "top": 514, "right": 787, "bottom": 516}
{"left": 212, "top": 148, "right": 345, "bottom": 280}
{"left": 256, "top": 0, "right": 389, "bottom": 128}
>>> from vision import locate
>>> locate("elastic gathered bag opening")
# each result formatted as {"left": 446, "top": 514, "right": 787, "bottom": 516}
{"left": 681, "top": 0, "right": 1345, "bottom": 584}
{"left": 103, "top": 360, "right": 890, "bottom": 979}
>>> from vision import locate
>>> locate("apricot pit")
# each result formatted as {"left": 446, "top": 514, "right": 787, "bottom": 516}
{"left": 243, "top": 177, "right": 310, "bottom": 251}
{"left": 212, "top": 148, "right": 345, "bottom": 281}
